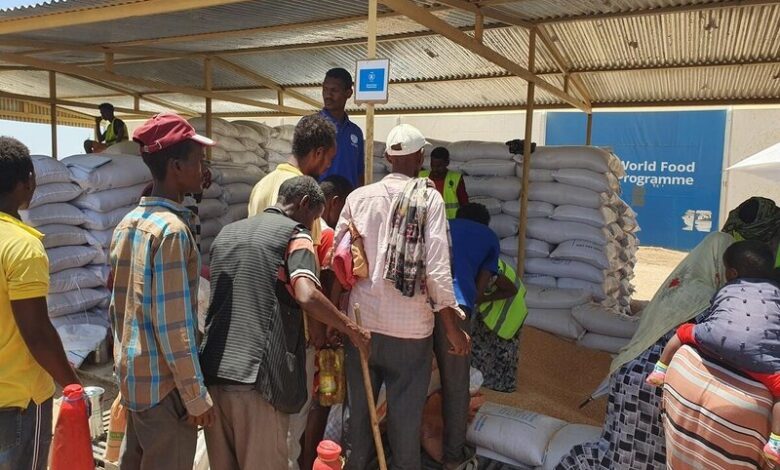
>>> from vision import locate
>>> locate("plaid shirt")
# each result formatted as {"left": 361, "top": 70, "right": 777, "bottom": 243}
{"left": 109, "top": 197, "right": 212, "bottom": 415}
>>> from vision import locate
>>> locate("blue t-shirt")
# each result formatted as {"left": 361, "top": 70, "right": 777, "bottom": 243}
{"left": 319, "top": 109, "right": 365, "bottom": 187}
{"left": 449, "top": 218, "right": 500, "bottom": 311}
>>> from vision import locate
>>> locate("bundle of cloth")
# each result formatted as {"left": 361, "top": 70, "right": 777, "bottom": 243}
{"left": 20, "top": 155, "right": 110, "bottom": 367}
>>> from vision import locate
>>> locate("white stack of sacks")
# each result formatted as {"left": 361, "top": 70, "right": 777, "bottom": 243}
{"left": 187, "top": 118, "right": 272, "bottom": 265}
{"left": 263, "top": 124, "right": 295, "bottom": 172}
{"left": 21, "top": 156, "right": 108, "bottom": 366}
{"left": 511, "top": 146, "right": 640, "bottom": 353}
{"left": 372, "top": 141, "right": 387, "bottom": 182}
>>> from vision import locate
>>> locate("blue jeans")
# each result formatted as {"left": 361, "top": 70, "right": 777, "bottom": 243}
{"left": 0, "top": 398, "right": 53, "bottom": 470}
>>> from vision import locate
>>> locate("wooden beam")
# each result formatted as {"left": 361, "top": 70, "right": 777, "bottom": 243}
{"left": 365, "top": 0, "right": 379, "bottom": 187}
{"left": 277, "top": 90, "right": 284, "bottom": 106}
{"left": 474, "top": 13, "right": 484, "bottom": 43}
{"left": 104, "top": 53, "right": 114, "bottom": 73}
{"left": 535, "top": 25, "right": 592, "bottom": 106}
{"left": 378, "top": 0, "right": 589, "bottom": 111}
{"left": 0, "top": 52, "right": 311, "bottom": 115}
{"left": 538, "top": 0, "right": 779, "bottom": 25}
{"left": 516, "top": 28, "right": 535, "bottom": 277}
{"left": 0, "top": 0, "right": 252, "bottom": 35}
{"left": 211, "top": 57, "right": 321, "bottom": 109}
{"left": 0, "top": 37, "right": 184, "bottom": 59}
{"left": 434, "top": 0, "right": 481, "bottom": 14}
{"left": 586, "top": 113, "right": 593, "bottom": 145}
{"left": 0, "top": 90, "right": 158, "bottom": 116}
{"left": 204, "top": 58, "right": 213, "bottom": 160}
{"left": 60, "top": 73, "right": 199, "bottom": 115}
{"left": 49, "top": 71, "right": 57, "bottom": 158}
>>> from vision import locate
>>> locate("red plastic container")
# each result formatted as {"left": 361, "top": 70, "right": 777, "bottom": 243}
{"left": 51, "top": 384, "right": 95, "bottom": 470}
{"left": 313, "top": 440, "right": 343, "bottom": 470}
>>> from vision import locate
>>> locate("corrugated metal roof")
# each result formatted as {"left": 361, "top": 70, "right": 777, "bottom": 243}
{"left": 0, "top": 0, "right": 779, "bottom": 117}
{"left": 547, "top": 4, "right": 780, "bottom": 72}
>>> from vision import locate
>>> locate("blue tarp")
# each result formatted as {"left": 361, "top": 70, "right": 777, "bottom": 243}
{"left": 545, "top": 111, "right": 727, "bottom": 250}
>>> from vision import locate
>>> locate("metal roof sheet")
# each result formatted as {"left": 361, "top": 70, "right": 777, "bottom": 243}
{"left": 0, "top": 0, "right": 779, "bottom": 117}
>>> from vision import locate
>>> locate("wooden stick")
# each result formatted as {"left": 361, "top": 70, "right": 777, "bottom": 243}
{"left": 353, "top": 303, "right": 387, "bottom": 470}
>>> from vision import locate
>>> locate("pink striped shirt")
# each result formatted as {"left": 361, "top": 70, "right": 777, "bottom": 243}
{"left": 335, "top": 174, "right": 460, "bottom": 339}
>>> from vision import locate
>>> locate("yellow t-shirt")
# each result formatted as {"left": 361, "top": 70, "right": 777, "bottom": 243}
{"left": 248, "top": 163, "right": 321, "bottom": 245}
{"left": 0, "top": 211, "right": 55, "bottom": 408}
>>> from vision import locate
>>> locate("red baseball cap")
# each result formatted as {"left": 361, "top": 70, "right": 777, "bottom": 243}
{"left": 133, "top": 112, "right": 215, "bottom": 154}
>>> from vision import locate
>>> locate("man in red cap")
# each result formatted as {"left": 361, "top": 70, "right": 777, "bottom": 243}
{"left": 109, "top": 113, "right": 216, "bottom": 469}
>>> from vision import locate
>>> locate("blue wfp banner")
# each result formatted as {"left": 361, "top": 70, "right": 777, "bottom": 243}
{"left": 545, "top": 111, "right": 726, "bottom": 250}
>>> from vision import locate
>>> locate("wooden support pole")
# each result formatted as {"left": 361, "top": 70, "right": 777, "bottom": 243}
{"left": 49, "top": 71, "right": 57, "bottom": 159}
{"left": 475, "top": 13, "right": 484, "bottom": 43}
{"left": 277, "top": 90, "right": 285, "bottom": 106}
{"left": 364, "top": 0, "right": 378, "bottom": 187}
{"left": 516, "top": 29, "right": 536, "bottom": 278}
{"left": 133, "top": 95, "right": 140, "bottom": 112}
{"left": 104, "top": 52, "right": 114, "bottom": 73}
{"left": 586, "top": 113, "right": 593, "bottom": 145}
{"left": 204, "top": 58, "right": 213, "bottom": 160}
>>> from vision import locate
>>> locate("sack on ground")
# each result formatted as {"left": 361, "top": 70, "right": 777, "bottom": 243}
{"left": 571, "top": 303, "right": 639, "bottom": 338}
{"left": 469, "top": 196, "right": 502, "bottom": 216}
{"left": 39, "top": 224, "right": 94, "bottom": 249}
{"left": 31, "top": 155, "right": 71, "bottom": 185}
{"left": 552, "top": 169, "right": 620, "bottom": 194}
{"left": 541, "top": 424, "right": 602, "bottom": 470}
{"left": 464, "top": 176, "right": 521, "bottom": 201}
{"left": 524, "top": 308, "right": 586, "bottom": 340}
{"left": 47, "top": 245, "right": 104, "bottom": 273}
{"left": 29, "top": 183, "right": 82, "bottom": 209}
{"left": 551, "top": 205, "right": 618, "bottom": 228}
{"left": 47, "top": 288, "right": 109, "bottom": 318}
{"left": 502, "top": 200, "right": 554, "bottom": 218}
{"left": 466, "top": 402, "right": 567, "bottom": 467}
{"left": 529, "top": 182, "right": 605, "bottom": 209}
{"left": 50, "top": 268, "right": 104, "bottom": 294}
{"left": 20, "top": 203, "right": 86, "bottom": 227}
{"left": 461, "top": 159, "right": 516, "bottom": 177}
{"left": 550, "top": 240, "right": 610, "bottom": 269}
{"left": 63, "top": 155, "right": 151, "bottom": 193}
{"left": 525, "top": 258, "right": 605, "bottom": 284}
{"left": 72, "top": 183, "right": 146, "bottom": 212}
{"left": 489, "top": 214, "right": 519, "bottom": 238}
{"left": 448, "top": 141, "right": 512, "bottom": 161}
{"left": 576, "top": 332, "right": 630, "bottom": 354}
{"left": 526, "top": 218, "right": 608, "bottom": 246}
{"left": 81, "top": 205, "right": 134, "bottom": 231}
{"left": 523, "top": 273, "right": 558, "bottom": 289}
{"left": 524, "top": 285, "right": 590, "bottom": 309}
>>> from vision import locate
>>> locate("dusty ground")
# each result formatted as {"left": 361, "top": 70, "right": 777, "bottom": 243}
{"left": 81, "top": 246, "right": 689, "bottom": 430}
{"left": 486, "top": 245, "right": 688, "bottom": 425}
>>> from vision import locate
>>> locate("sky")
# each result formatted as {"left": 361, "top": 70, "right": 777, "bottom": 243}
{"left": 1, "top": 1, "right": 45, "bottom": 9}
{"left": 0, "top": 120, "right": 93, "bottom": 158}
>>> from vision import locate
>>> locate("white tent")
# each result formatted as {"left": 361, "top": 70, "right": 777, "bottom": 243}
{"left": 727, "top": 142, "right": 780, "bottom": 180}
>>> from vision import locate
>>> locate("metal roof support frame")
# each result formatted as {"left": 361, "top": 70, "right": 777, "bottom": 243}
{"left": 49, "top": 71, "right": 57, "bottom": 159}
{"left": 204, "top": 57, "right": 213, "bottom": 160}
{"left": 364, "top": 0, "right": 378, "bottom": 187}
{"left": 376, "top": 0, "right": 590, "bottom": 112}
{"left": 0, "top": 90, "right": 157, "bottom": 117}
{"left": 211, "top": 57, "right": 321, "bottom": 109}
{"left": 515, "top": 28, "right": 535, "bottom": 278}
{"left": 586, "top": 112, "right": 593, "bottom": 145}
{"left": 0, "top": 51, "right": 312, "bottom": 116}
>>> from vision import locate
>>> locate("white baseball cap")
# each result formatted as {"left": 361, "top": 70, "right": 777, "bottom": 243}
{"left": 385, "top": 124, "right": 428, "bottom": 156}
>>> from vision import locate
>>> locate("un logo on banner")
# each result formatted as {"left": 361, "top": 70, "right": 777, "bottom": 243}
{"left": 351, "top": 134, "right": 359, "bottom": 144}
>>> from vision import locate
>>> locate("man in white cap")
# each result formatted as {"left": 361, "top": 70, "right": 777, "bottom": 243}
{"left": 335, "top": 124, "right": 470, "bottom": 470}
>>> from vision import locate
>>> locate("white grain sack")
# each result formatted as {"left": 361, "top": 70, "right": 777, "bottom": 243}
{"left": 63, "top": 154, "right": 151, "bottom": 193}
{"left": 524, "top": 308, "right": 586, "bottom": 340}
{"left": 525, "top": 258, "right": 605, "bottom": 284}
{"left": 529, "top": 182, "right": 605, "bottom": 209}
{"left": 47, "top": 245, "right": 103, "bottom": 274}
{"left": 550, "top": 240, "right": 611, "bottom": 270}
{"left": 20, "top": 203, "right": 86, "bottom": 227}
{"left": 571, "top": 303, "right": 639, "bottom": 339}
{"left": 82, "top": 205, "right": 135, "bottom": 231}
{"left": 523, "top": 146, "right": 612, "bottom": 173}
{"left": 29, "top": 183, "right": 82, "bottom": 209}
{"left": 31, "top": 155, "right": 71, "bottom": 185}
{"left": 500, "top": 237, "right": 551, "bottom": 258}
{"left": 489, "top": 214, "right": 519, "bottom": 238}
{"left": 448, "top": 141, "right": 512, "bottom": 161}
{"left": 523, "top": 273, "right": 558, "bottom": 289}
{"left": 39, "top": 224, "right": 94, "bottom": 249}
{"left": 552, "top": 168, "right": 620, "bottom": 193}
{"left": 465, "top": 176, "right": 521, "bottom": 201}
{"left": 468, "top": 196, "right": 502, "bottom": 216}
{"left": 576, "top": 333, "right": 630, "bottom": 354}
{"left": 72, "top": 183, "right": 146, "bottom": 212}
{"left": 49, "top": 268, "right": 104, "bottom": 294}
{"left": 461, "top": 159, "right": 516, "bottom": 177}
{"left": 551, "top": 205, "right": 618, "bottom": 228}
{"left": 526, "top": 218, "right": 608, "bottom": 246}
{"left": 524, "top": 285, "right": 590, "bottom": 309}
{"left": 502, "top": 200, "right": 554, "bottom": 219}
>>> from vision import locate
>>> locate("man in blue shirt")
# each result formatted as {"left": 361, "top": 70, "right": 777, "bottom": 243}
{"left": 319, "top": 68, "right": 365, "bottom": 187}
{"left": 435, "top": 202, "right": 514, "bottom": 469}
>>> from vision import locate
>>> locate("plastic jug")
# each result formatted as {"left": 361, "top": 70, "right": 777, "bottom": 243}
{"left": 318, "top": 347, "right": 345, "bottom": 406}
{"left": 313, "top": 440, "right": 343, "bottom": 470}
{"left": 51, "top": 384, "right": 95, "bottom": 470}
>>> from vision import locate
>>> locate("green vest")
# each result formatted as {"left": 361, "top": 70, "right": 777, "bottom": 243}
{"left": 419, "top": 170, "right": 462, "bottom": 219}
{"left": 104, "top": 119, "right": 127, "bottom": 146}
{"left": 478, "top": 259, "right": 528, "bottom": 340}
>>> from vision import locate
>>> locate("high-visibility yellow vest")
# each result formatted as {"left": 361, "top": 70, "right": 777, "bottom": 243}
{"left": 104, "top": 119, "right": 128, "bottom": 146}
{"left": 419, "top": 170, "right": 462, "bottom": 219}
{"left": 478, "top": 259, "right": 528, "bottom": 340}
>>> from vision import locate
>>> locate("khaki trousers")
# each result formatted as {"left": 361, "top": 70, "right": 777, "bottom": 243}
{"left": 204, "top": 385, "right": 289, "bottom": 470}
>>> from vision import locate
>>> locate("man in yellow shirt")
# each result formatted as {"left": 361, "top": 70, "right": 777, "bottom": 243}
{"left": 0, "top": 137, "right": 80, "bottom": 470}
{"left": 247, "top": 114, "right": 336, "bottom": 469}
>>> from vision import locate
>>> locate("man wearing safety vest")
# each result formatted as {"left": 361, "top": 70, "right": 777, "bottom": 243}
{"left": 419, "top": 146, "right": 468, "bottom": 219}
{"left": 83, "top": 102, "right": 128, "bottom": 154}
{"left": 434, "top": 202, "right": 516, "bottom": 469}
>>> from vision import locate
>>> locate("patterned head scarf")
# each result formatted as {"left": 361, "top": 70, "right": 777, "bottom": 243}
{"left": 722, "top": 196, "right": 780, "bottom": 243}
